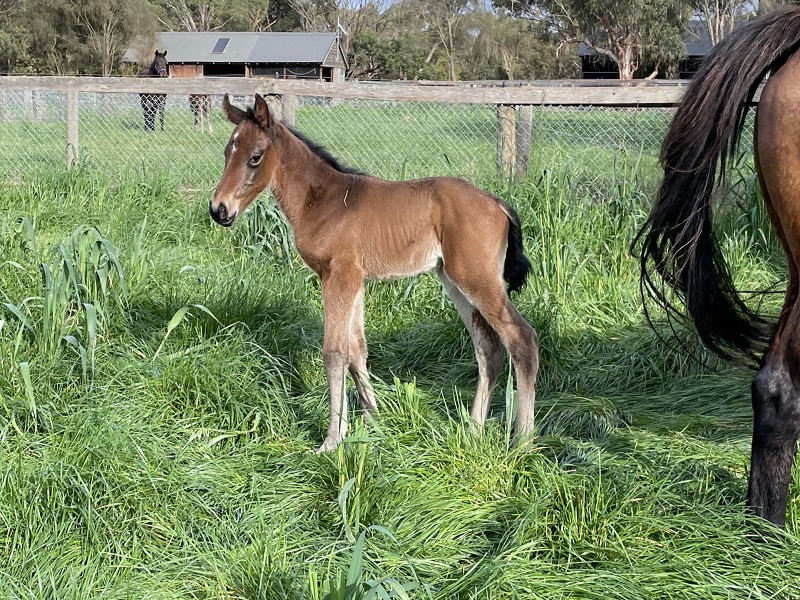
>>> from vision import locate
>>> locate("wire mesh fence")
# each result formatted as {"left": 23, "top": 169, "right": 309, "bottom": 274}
{"left": 0, "top": 85, "right": 756, "bottom": 199}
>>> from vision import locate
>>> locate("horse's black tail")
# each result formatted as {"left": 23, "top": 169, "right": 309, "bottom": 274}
{"left": 502, "top": 203, "right": 531, "bottom": 295}
{"left": 633, "top": 6, "right": 800, "bottom": 360}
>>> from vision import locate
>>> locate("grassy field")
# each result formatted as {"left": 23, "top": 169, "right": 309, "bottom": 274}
{"left": 0, "top": 128, "right": 799, "bottom": 598}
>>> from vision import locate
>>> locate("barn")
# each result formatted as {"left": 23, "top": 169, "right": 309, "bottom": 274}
{"left": 126, "top": 32, "right": 347, "bottom": 82}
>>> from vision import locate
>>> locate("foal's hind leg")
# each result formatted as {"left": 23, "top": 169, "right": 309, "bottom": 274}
{"left": 348, "top": 287, "right": 378, "bottom": 420}
{"left": 438, "top": 265, "right": 505, "bottom": 429}
{"left": 443, "top": 267, "right": 539, "bottom": 441}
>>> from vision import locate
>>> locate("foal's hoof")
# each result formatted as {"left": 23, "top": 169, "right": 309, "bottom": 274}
{"left": 514, "top": 431, "right": 538, "bottom": 450}
{"left": 316, "top": 437, "right": 343, "bottom": 454}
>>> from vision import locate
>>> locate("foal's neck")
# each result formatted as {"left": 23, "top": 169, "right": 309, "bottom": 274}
{"left": 269, "top": 123, "right": 350, "bottom": 224}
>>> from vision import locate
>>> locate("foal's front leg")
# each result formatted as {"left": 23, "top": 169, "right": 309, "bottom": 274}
{"left": 318, "top": 269, "right": 364, "bottom": 453}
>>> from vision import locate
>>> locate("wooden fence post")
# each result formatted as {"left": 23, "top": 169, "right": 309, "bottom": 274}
{"left": 66, "top": 90, "right": 79, "bottom": 169}
{"left": 496, "top": 104, "right": 516, "bottom": 178}
{"left": 515, "top": 104, "right": 533, "bottom": 180}
{"left": 265, "top": 94, "right": 282, "bottom": 122}
{"left": 31, "top": 90, "right": 43, "bottom": 122}
{"left": 282, "top": 94, "right": 297, "bottom": 127}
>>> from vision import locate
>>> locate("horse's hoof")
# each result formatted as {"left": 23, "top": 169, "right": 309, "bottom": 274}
{"left": 316, "top": 437, "right": 342, "bottom": 453}
{"left": 514, "top": 433, "right": 538, "bottom": 452}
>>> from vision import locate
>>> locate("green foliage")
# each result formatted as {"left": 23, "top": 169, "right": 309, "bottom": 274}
{"left": 0, "top": 0, "right": 700, "bottom": 79}
{"left": 351, "top": 30, "right": 429, "bottom": 81}
{"left": 7, "top": 0, "right": 158, "bottom": 75}
{"left": 493, "top": 0, "right": 690, "bottom": 79}
{"left": 1, "top": 218, "right": 126, "bottom": 378}
{"left": 152, "top": 0, "right": 302, "bottom": 35}
{"left": 461, "top": 11, "right": 579, "bottom": 80}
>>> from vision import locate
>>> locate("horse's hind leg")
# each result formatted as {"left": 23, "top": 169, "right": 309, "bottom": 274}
{"left": 749, "top": 284, "right": 800, "bottom": 525}
{"left": 348, "top": 287, "right": 378, "bottom": 420}
{"left": 141, "top": 96, "right": 154, "bottom": 131}
{"left": 190, "top": 97, "right": 199, "bottom": 130}
{"left": 748, "top": 145, "right": 800, "bottom": 525}
{"left": 442, "top": 266, "right": 539, "bottom": 441}
{"left": 438, "top": 265, "right": 505, "bottom": 429}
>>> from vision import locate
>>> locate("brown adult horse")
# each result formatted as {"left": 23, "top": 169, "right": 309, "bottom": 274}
{"left": 137, "top": 51, "right": 168, "bottom": 132}
{"left": 209, "top": 94, "right": 539, "bottom": 452}
{"left": 189, "top": 94, "right": 213, "bottom": 133}
{"left": 636, "top": 6, "right": 800, "bottom": 527}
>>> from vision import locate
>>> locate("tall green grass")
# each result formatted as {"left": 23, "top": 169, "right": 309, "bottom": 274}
{"left": 0, "top": 157, "right": 797, "bottom": 599}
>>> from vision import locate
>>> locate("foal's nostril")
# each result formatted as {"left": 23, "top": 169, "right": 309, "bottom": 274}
{"left": 209, "top": 200, "right": 227, "bottom": 219}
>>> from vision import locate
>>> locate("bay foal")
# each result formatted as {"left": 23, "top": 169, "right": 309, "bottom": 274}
{"left": 210, "top": 94, "right": 539, "bottom": 452}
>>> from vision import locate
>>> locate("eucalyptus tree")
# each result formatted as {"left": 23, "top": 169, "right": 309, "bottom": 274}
{"left": 494, "top": 0, "right": 690, "bottom": 79}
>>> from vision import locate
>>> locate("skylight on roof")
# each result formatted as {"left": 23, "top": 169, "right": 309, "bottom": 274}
{"left": 211, "top": 37, "right": 230, "bottom": 54}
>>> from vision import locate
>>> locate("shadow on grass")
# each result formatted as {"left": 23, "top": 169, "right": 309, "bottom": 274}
{"left": 124, "top": 280, "right": 757, "bottom": 459}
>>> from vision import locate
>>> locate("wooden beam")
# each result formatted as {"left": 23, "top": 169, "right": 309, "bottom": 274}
{"left": 515, "top": 104, "right": 533, "bottom": 179}
{"left": 0, "top": 76, "right": 764, "bottom": 106}
{"left": 268, "top": 80, "right": 693, "bottom": 106}
{"left": 496, "top": 105, "right": 515, "bottom": 178}
{"left": 66, "top": 89, "right": 78, "bottom": 169}
{"left": 0, "top": 76, "right": 269, "bottom": 95}
{"left": 282, "top": 94, "right": 296, "bottom": 127}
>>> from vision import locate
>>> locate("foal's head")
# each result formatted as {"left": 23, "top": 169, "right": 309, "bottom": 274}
{"left": 151, "top": 51, "right": 168, "bottom": 77}
{"left": 210, "top": 94, "right": 277, "bottom": 227}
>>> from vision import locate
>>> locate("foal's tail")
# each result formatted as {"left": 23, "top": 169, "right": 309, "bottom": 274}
{"left": 502, "top": 202, "right": 531, "bottom": 294}
{"left": 633, "top": 6, "right": 800, "bottom": 360}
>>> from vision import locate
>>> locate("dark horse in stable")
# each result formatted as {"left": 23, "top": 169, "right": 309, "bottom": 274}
{"left": 137, "top": 50, "right": 168, "bottom": 131}
{"left": 209, "top": 94, "right": 539, "bottom": 453}
{"left": 636, "top": 6, "right": 800, "bottom": 527}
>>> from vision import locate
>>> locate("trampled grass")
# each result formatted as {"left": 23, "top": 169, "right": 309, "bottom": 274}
{"left": 0, "top": 153, "right": 798, "bottom": 599}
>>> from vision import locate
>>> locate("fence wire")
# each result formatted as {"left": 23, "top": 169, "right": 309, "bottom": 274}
{"left": 0, "top": 89, "right": 756, "bottom": 199}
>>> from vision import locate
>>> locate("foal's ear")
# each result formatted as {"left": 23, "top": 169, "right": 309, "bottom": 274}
{"left": 222, "top": 94, "right": 246, "bottom": 125}
{"left": 253, "top": 94, "right": 273, "bottom": 129}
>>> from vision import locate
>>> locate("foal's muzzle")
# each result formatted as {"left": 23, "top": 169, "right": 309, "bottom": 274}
{"left": 209, "top": 200, "right": 236, "bottom": 227}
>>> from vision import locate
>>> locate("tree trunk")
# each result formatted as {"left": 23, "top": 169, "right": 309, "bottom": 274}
{"left": 617, "top": 44, "right": 636, "bottom": 80}
{"left": 447, "top": 20, "right": 456, "bottom": 81}
{"left": 500, "top": 48, "right": 516, "bottom": 80}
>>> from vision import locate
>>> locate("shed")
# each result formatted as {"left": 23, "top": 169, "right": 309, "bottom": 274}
{"left": 126, "top": 32, "right": 347, "bottom": 81}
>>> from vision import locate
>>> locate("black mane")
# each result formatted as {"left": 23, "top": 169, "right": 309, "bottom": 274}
{"left": 243, "top": 107, "right": 365, "bottom": 175}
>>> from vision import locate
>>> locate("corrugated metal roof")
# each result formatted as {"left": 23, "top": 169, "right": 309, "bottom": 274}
{"left": 146, "top": 32, "right": 339, "bottom": 65}
{"left": 250, "top": 33, "right": 340, "bottom": 64}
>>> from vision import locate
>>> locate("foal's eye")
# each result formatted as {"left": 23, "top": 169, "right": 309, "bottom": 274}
{"left": 249, "top": 154, "right": 263, "bottom": 167}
